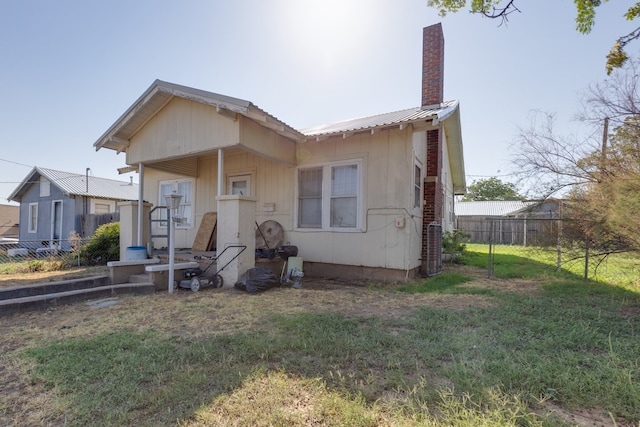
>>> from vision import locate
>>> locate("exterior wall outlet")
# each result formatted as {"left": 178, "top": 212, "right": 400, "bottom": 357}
{"left": 395, "top": 216, "right": 406, "bottom": 228}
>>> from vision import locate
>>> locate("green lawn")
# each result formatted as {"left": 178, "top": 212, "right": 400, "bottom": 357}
{"left": 464, "top": 243, "right": 640, "bottom": 289}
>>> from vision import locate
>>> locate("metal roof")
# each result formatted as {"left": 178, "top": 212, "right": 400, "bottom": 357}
{"left": 300, "top": 100, "right": 459, "bottom": 138}
{"left": 91, "top": 80, "right": 466, "bottom": 195}
{"left": 8, "top": 167, "right": 139, "bottom": 202}
{"left": 300, "top": 100, "right": 466, "bottom": 195}
{"left": 455, "top": 201, "right": 537, "bottom": 217}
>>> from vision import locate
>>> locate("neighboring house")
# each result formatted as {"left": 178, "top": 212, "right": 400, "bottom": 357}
{"left": 7, "top": 167, "right": 139, "bottom": 251}
{"left": 0, "top": 204, "right": 19, "bottom": 239}
{"left": 93, "top": 24, "right": 466, "bottom": 281}
{"left": 455, "top": 199, "right": 562, "bottom": 245}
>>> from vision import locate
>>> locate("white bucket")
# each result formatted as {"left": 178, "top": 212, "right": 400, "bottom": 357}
{"left": 287, "top": 256, "right": 303, "bottom": 275}
{"left": 126, "top": 246, "right": 147, "bottom": 261}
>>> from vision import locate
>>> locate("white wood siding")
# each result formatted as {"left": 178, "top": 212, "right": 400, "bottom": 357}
{"left": 138, "top": 108, "right": 425, "bottom": 273}
{"left": 127, "top": 98, "right": 240, "bottom": 164}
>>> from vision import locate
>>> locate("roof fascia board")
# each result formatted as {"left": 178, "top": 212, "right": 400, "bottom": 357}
{"left": 442, "top": 105, "right": 466, "bottom": 194}
{"left": 305, "top": 117, "right": 436, "bottom": 141}
{"left": 157, "top": 82, "right": 250, "bottom": 114}
{"left": 94, "top": 80, "right": 252, "bottom": 151}
{"left": 7, "top": 167, "right": 39, "bottom": 202}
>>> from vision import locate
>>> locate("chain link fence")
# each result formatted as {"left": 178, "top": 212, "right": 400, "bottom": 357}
{"left": 456, "top": 217, "right": 612, "bottom": 281}
{"left": 0, "top": 214, "right": 122, "bottom": 268}
{"left": 0, "top": 238, "right": 92, "bottom": 267}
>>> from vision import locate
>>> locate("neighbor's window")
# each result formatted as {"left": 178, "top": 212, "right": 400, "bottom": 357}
{"left": 414, "top": 163, "right": 422, "bottom": 209}
{"left": 158, "top": 179, "right": 194, "bottom": 228}
{"left": 28, "top": 203, "right": 38, "bottom": 233}
{"left": 94, "top": 203, "right": 111, "bottom": 215}
{"left": 297, "top": 160, "right": 362, "bottom": 230}
{"left": 40, "top": 177, "right": 50, "bottom": 197}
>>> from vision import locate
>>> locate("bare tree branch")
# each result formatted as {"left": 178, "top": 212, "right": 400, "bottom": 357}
{"left": 478, "top": 0, "right": 520, "bottom": 25}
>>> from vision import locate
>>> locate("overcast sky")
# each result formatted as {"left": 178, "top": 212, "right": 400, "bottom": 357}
{"left": 0, "top": 0, "right": 633, "bottom": 204}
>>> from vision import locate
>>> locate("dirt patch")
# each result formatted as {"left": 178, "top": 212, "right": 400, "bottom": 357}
{"left": 444, "top": 264, "right": 543, "bottom": 296}
{"left": 538, "top": 402, "right": 630, "bottom": 427}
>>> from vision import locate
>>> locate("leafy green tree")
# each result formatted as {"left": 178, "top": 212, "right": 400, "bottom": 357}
{"left": 427, "top": 0, "right": 640, "bottom": 73}
{"left": 462, "top": 177, "right": 523, "bottom": 201}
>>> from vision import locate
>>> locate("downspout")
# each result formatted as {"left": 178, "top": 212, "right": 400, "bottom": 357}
{"left": 137, "top": 163, "right": 144, "bottom": 247}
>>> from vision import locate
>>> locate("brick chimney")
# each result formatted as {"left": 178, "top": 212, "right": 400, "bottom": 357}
{"left": 422, "top": 23, "right": 444, "bottom": 107}
{"left": 421, "top": 23, "right": 445, "bottom": 276}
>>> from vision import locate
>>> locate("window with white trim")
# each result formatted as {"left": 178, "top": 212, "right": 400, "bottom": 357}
{"left": 40, "top": 177, "right": 50, "bottom": 197}
{"left": 158, "top": 179, "right": 194, "bottom": 228}
{"left": 297, "top": 160, "right": 362, "bottom": 230}
{"left": 28, "top": 203, "right": 38, "bottom": 233}
{"left": 228, "top": 174, "right": 252, "bottom": 196}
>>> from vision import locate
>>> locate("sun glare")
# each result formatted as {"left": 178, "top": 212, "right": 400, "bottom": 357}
{"left": 278, "top": 0, "right": 381, "bottom": 72}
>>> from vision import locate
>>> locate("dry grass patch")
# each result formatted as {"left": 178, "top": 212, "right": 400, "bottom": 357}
{"left": 0, "top": 265, "right": 109, "bottom": 288}
{"left": 1, "top": 264, "right": 637, "bottom": 426}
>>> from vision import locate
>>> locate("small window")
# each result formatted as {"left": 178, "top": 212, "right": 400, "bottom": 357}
{"left": 40, "top": 177, "right": 50, "bottom": 197}
{"left": 228, "top": 174, "right": 252, "bottom": 196}
{"left": 28, "top": 203, "right": 38, "bottom": 233}
{"left": 414, "top": 164, "right": 422, "bottom": 209}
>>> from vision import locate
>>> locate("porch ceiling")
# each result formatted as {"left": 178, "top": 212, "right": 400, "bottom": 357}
{"left": 145, "top": 158, "right": 199, "bottom": 177}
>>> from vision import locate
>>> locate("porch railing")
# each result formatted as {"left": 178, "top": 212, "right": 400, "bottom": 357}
{"left": 148, "top": 206, "right": 170, "bottom": 256}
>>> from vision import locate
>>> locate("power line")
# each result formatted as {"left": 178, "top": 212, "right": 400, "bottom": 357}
{"left": 0, "top": 158, "right": 33, "bottom": 168}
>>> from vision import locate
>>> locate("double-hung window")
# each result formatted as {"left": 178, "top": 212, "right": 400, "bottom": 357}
{"left": 158, "top": 179, "right": 194, "bottom": 228}
{"left": 28, "top": 203, "right": 38, "bottom": 233}
{"left": 297, "top": 160, "right": 362, "bottom": 230}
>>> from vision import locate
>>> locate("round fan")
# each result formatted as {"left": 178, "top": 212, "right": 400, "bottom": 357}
{"left": 255, "top": 220, "right": 284, "bottom": 249}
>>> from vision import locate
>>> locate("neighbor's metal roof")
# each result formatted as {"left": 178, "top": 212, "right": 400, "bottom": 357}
{"left": 455, "top": 201, "right": 537, "bottom": 217}
{"left": 301, "top": 100, "right": 459, "bottom": 138}
{"left": 8, "top": 167, "right": 139, "bottom": 202}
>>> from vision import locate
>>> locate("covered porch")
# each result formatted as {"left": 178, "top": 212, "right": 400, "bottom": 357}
{"left": 93, "top": 80, "right": 304, "bottom": 288}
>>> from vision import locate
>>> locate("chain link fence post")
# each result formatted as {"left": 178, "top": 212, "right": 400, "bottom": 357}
{"left": 488, "top": 218, "right": 494, "bottom": 278}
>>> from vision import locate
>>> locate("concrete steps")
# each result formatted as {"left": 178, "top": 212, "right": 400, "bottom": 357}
{"left": 0, "top": 275, "right": 155, "bottom": 317}
{"left": 129, "top": 273, "right": 152, "bottom": 283}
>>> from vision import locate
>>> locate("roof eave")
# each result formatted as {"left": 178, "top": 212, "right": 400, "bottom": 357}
{"left": 443, "top": 104, "right": 466, "bottom": 195}
{"left": 7, "top": 167, "right": 40, "bottom": 202}
{"left": 94, "top": 80, "right": 305, "bottom": 152}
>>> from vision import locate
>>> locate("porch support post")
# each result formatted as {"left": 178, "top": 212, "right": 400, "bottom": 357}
{"left": 137, "top": 163, "right": 144, "bottom": 247}
{"left": 215, "top": 195, "right": 256, "bottom": 287}
{"left": 217, "top": 149, "right": 224, "bottom": 196}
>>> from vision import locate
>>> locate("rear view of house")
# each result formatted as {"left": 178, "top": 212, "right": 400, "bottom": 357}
{"left": 8, "top": 167, "right": 139, "bottom": 252}
{"left": 93, "top": 23, "right": 466, "bottom": 282}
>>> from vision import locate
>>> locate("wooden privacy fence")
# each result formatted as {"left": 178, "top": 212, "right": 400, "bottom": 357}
{"left": 456, "top": 217, "right": 560, "bottom": 247}
{"left": 80, "top": 212, "right": 120, "bottom": 237}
